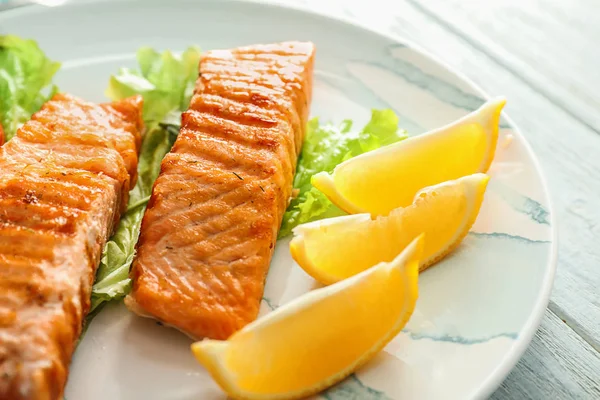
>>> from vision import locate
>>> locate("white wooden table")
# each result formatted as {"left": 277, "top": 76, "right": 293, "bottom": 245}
{"left": 3, "top": 0, "right": 599, "bottom": 398}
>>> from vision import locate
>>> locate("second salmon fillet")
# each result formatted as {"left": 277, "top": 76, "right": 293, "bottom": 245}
{"left": 126, "top": 41, "right": 315, "bottom": 340}
{"left": 0, "top": 93, "right": 143, "bottom": 400}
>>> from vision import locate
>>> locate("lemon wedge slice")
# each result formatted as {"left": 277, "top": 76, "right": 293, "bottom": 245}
{"left": 191, "top": 235, "right": 424, "bottom": 400}
{"left": 291, "top": 174, "right": 488, "bottom": 285}
{"left": 312, "top": 98, "right": 505, "bottom": 216}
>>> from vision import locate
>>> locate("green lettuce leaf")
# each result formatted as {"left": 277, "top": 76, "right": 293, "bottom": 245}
{"left": 279, "top": 110, "right": 407, "bottom": 238}
{"left": 106, "top": 46, "right": 200, "bottom": 123}
{"left": 0, "top": 35, "right": 60, "bottom": 140}
{"left": 90, "top": 46, "right": 201, "bottom": 315}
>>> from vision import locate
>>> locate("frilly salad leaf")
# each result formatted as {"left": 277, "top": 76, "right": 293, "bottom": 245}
{"left": 90, "top": 46, "right": 201, "bottom": 316}
{"left": 0, "top": 35, "right": 60, "bottom": 141}
{"left": 278, "top": 110, "right": 407, "bottom": 238}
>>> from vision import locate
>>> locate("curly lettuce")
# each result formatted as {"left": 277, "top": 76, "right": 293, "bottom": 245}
{"left": 279, "top": 110, "right": 407, "bottom": 237}
{"left": 89, "top": 46, "right": 201, "bottom": 316}
{"left": 0, "top": 35, "right": 60, "bottom": 141}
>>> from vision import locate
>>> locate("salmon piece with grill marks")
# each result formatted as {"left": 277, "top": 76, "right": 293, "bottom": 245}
{"left": 126, "top": 41, "right": 315, "bottom": 340}
{"left": 0, "top": 93, "right": 143, "bottom": 400}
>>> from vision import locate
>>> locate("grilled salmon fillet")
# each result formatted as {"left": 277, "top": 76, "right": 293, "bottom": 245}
{"left": 126, "top": 41, "right": 315, "bottom": 340}
{"left": 0, "top": 93, "right": 143, "bottom": 400}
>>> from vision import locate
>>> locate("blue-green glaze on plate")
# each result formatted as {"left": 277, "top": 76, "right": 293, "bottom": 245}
{"left": 0, "top": 0, "right": 556, "bottom": 399}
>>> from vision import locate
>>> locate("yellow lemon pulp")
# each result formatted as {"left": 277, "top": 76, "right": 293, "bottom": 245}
{"left": 291, "top": 174, "right": 488, "bottom": 285}
{"left": 312, "top": 97, "right": 505, "bottom": 216}
{"left": 191, "top": 236, "right": 424, "bottom": 400}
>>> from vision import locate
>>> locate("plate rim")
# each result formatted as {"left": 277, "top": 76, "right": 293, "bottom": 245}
{"left": 1, "top": 1, "right": 559, "bottom": 398}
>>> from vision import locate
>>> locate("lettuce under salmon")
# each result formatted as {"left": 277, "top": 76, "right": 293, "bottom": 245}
{"left": 89, "top": 46, "right": 201, "bottom": 316}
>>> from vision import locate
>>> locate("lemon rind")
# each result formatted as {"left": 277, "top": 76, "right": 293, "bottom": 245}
{"left": 418, "top": 173, "right": 489, "bottom": 271}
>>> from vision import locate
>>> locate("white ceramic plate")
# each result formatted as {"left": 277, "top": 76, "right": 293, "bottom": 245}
{"left": 0, "top": 1, "right": 557, "bottom": 399}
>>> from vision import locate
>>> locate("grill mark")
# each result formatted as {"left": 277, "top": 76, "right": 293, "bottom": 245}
{"left": 199, "top": 79, "right": 303, "bottom": 153}
{"left": 190, "top": 94, "right": 300, "bottom": 166}
{"left": 0, "top": 163, "right": 117, "bottom": 193}
{"left": 38, "top": 96, "right": 140, "bottom": 148}
{"left": 234, "top": 50, "right": 310, "bottom": 60}
{"left": 0, "top": 198, "right": 82, "bottom": 235}
{"left": 162, "top": 152, "right": 266, "bottom": 184}
{"left": 147, "top": 199, "right": 275, "bottom": 308}
{"left": 204, "top": 51, "right": 309, "bottom": 64}
{"left": 142, "top": 177, "right": 251, "bottom": 240}
{"left": 167, "top": 133, "right": 287, "bottom": 188}
{"left": 5, "top": 137, "right": 128, "bottom": 183}
{"left": 201, "top": 69, "right": 307, "bottom": 115}
{"left": 203, "top": 57, "right": 305, "bottom": 73}
{"left": 206, "top": 76, "right": 288, "bottom": 98}
{"left": 22, "top": 119, "right": 127, "bottom": 150}
{"left": 200, "top": 222, "right": 267, "bottom": 263}
{"left": 189, "top": 94, "right": 279, "bottom": 129}
{"left": 206, "top": 236, "right": 271, "bottom": 266}
{"left": 20, "top": 120, "right": 138, "bottom": 181}
{"left": 187, "top": 96, "right": 298, "bottom": 162}
{"left": 0, "top": 224, "right": 65, "bottom": 261}
{"left": 191, "top": 89, "right": 290, "bottom": 122}
{"left": 151, "top": 227, "right": 252, "bottom": 308}
{"left": 161, "top": 179, "right": 276, "bottom": 252}
{"left": 0, "top": 179, "right": 103, "bottom": 213}
{"left": 203, "top": 79, "right": 289, "bottom": 104}
{"left": 183, "top": 110, "right": 280, "bottom": 150}
{"left": 203, "top": 72, "right": 302, "bottom": 100}
{"left": 155, "top": 196, "right": 252, "bottom": 252}
{"left": 0, "top": 258, "right": 45, "bottom": 288}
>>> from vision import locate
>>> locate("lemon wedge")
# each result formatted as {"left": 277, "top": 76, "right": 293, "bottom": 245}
{"left": 312, "top": 98, "right": 505, "bottom": 216}
{"left": 191, "top": 235, "right": 424, "bottom": 400}
{"left": 291, "top": 174, "right": 488, "bottom": 285}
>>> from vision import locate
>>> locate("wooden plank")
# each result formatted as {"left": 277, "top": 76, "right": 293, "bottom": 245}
{"left": 491, "top": 309, "right": 600, "bottom": 399}
{"left": 410, "top": 0, "right": 600, "bottom": 133}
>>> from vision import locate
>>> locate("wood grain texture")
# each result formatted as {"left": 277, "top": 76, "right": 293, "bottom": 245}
{"left": 279, "top": 0, "right": 600, "bottom": 398}
{"left": 412, "top": 0, "right": 600, "bottom": 133}
{"left": 491, "top": 310, "right": 600, "bottom": 400}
